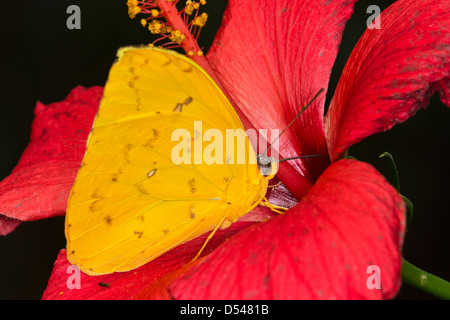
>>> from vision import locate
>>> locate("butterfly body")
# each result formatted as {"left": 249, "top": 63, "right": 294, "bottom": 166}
{"left": 65, "top": 47, "right": 269, "bottom": 275}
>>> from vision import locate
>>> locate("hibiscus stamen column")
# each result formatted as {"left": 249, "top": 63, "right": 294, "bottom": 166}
{"left": 128, "top": 1, "right": 217, "bottom": 87}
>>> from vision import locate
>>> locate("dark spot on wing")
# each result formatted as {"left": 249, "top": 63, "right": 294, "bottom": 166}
{"left": 144, "top": 129, "right": 160, "bottom": 148}
{"left": 134, "top": 230, "right": 143, "bottom": 238}
{"left": 89, "top": 200, "right": 99, "bottom": 212}
{"left": 189, "top": 208, "right": 196, "bottom": 219}
{"left": 188, "top": 178, "right": 197, "bottom": 193}
{"left": 152, "top": 128, "right": 160, "bottom": 138}
{"left": 173, "top": 103, "right": 183, "bottom": 112}
{"left": 91, "top": 189, "right": 102, "bottom": 199}
{"left": 104, "top": 215, "right": 112, "bottom": 225}
{"left": 174, "top": 97, "right": 193, "bottom": 112}
{"left": 111, "top": 168, "right": 123, "bottom": 182}
{"left": 123, "top": 144, "right": 132, "bottom": 162}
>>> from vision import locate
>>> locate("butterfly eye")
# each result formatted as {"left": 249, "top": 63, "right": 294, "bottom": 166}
{"left": 257, "top": 154, "right": 278, "bottom": 179}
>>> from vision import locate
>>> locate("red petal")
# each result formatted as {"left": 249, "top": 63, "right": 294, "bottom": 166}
{"left": 41, "top": 181, "right": 293, "bottom": 299}
{"left": 0, "top": 215, "right": 21, "bottom": 236}
{"left": 264, "top": 179, "right": 298, "bottom": 210}
{"left": 0, "top": 86, "right": 102, "bottom": 226}
{"left": 325, "top": 0, "right": 450, "bottom": 161}
{"left": 207, "top": 0, "right": 357, "bottom": 181}
{"left": 169, "top": 160, "right": 406, "bottom": 299}
{"left": 42, "top": 219, "right": 261, "bottom": 300}
{"left": 133, "top": 260, "right": 202, "bottom": 300}
{"left": 42, "top": 248, "right": 192, "bottom": 300}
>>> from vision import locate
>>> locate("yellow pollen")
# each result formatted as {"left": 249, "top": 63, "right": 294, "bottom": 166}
{"left": 185, "top": 2, "right": 195, "bottom": 15}
{"left": 127, "top": 0, "right": 207, "bottom": 49}
{"left": 148, "top": 20, "right": 163, "bottom": 34}
{"left": 187, "top": 51, "right": 195, "bottom": 56}
{"left": 169, "top": 30, "right": 186, "bottom": 45}
{"left": 192, "top": 13, "right": 208, "bottom": 28}
{"left": 163, "top": 25, "right": 173, "bottom": 34}
{"left": 151, "top": 9, "right": 159, "bottom": 17}
{"left": 128, "top": 4, "right": 141, "bottom": 19}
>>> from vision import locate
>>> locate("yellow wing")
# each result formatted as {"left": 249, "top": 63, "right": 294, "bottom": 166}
{"left": 65, "top": 47, "right": 268, "bottom": 275}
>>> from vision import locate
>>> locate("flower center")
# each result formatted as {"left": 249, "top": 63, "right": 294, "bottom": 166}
{"left": 127, "top": 0, "right": 208, "bottom": 55}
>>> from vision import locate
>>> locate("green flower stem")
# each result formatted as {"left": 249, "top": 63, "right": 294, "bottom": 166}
{"left": 402, "top": 259, "right": 450, "bottom": 299}
{"left": 379, "top": 152, "right": 401, "bottom": 192}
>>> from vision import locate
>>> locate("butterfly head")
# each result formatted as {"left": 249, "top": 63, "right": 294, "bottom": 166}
{"left": 257, "top": 154, "right": 278, "bottom": 179}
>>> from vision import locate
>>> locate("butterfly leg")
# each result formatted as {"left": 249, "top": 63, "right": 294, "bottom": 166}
{"left": 267, "top": 181, "right": 282, "bottom": 188}
{"left": 260, "top": 196, "right": 288, "bottom": 214}
{"left": 190, "top": 215, "right": 227, "bottom": 263}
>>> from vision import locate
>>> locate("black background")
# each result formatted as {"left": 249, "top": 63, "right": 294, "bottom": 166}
{"left": 0, "top": 0, "right": 448, "bottom": 299}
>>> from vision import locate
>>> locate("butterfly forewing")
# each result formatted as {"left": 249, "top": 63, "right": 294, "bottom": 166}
{"left": 66, "top": 47, "right": 267, "bottom": 275}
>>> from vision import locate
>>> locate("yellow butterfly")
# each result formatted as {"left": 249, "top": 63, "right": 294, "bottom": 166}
{"left": 65, "top": 47, "right": 277, "bottom": 275}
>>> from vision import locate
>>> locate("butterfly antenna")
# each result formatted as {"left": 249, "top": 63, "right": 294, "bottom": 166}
{"left": 277, "top": 154, "right": 331, "bottom": 164}
{"left": 262, "top": 88, "right": 325, "bottom": 156}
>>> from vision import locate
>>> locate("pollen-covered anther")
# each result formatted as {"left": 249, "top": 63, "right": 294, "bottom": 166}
{"left": 148, "top": 20, "right": 164, "bottom": 34}
{"left": 169, "top": 30, "right": 186, "bottom": 45}
{"left": 185, "top": 1, "right": 195, "bottom": 15}
{"left": 127, "top": 0, "right": 141, "bottom": 19}
{"left": 128, "top": 0, "right": 206, "bottom": 52}
{"left": 151, "top": 9, "right": 160, "bottom": 17}
{"left": 192, "top": 12, "right": 208, "bottom": 28}
{"left": 163, "top": 25, "right": 173, "bottom": 34}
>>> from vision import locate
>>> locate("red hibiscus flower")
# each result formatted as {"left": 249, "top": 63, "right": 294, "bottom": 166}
{"left": 0, "top": 0, "right": 448, "bottom": 299}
